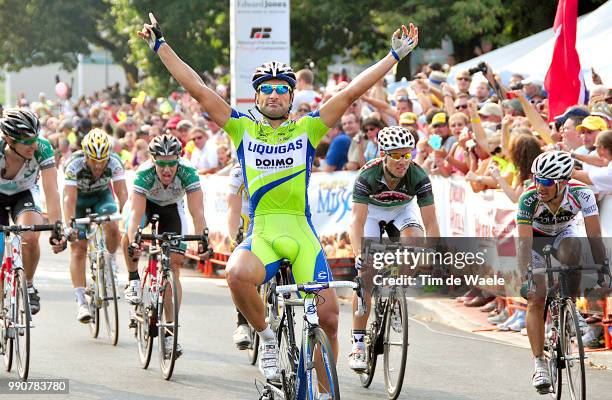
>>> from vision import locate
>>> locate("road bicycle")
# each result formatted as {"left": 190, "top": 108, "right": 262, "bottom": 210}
{"left": 128, "top": 214, "right": 209, "bottom": 380}
{"left": 71, "top": 213, "right": 122, "bottom": 345}
{"left": 531, "top": 244, "right": 610, "bottom": 399}
{"left": 260, "top": 260, "right": 365, "bottom": 400}
{"left": 0, "top": 219, "right": 62, "bottom": 380}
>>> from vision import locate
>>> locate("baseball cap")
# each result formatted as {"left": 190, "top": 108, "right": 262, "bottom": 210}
{"left": 431, "top": 112, "right": 448, "bottom": 127}
{"left": 590, "top": 102, "right": 612, "bottom": 121}
{"left": 177, "top": 119, "right": 194, "bottom": 131}
{"left": 478, "top": 103, "right": 503, "bottom": 117}
{"left": 576, "top": 116, "right": 607, "bottom": 132}
{"left": 165, "top": 116, "right": 182, "bottom": 130}
{"left": 554, "top": 106, "right": 590, "bottom": 125}
{"left": 502, "top": 98, "right": 524, "bottom": 115}
{"left": 399, "top": 112, "right": 418, "bottom": 125}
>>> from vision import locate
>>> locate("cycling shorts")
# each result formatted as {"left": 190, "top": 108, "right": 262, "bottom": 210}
{"left": 363, "top": 202, "right": 423, "bottom": 238}
{"left": 236, "top": 214, "right": 332, "bottom": 285}
{"left": 124, "top": 199, "right": 188, "bottom": 253}
{"left": 0, "top": 188, "right": 42, "bottom": 225}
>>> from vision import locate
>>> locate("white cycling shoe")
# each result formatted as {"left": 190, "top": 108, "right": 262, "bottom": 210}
{"left": 532, "top": 361, "right": 551, "bottom": 393}
{"left": 76, "top": 303, "right": 92, "bottom": 324}
{"left": 349, "top": 348, "right": 367, "bottom": 371}
{"left": 233, "top": 324, "right": 251, "bottom": 350}
{"left": 124, "top": 280, "right": 141, "bottom": 305}
{"left": 259, "top": 340, "right": 280, "bottom": 381}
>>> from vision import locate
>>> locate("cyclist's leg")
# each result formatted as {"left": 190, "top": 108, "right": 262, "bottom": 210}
{"left": 553, "top": 225, "right": 583, "bottom": 297}
{"left": 525, "top": 247, "right": 547, "bottom": 358}
{"left": 12, "top": 189, "right": 44, "bottom": 284}
{"left": 94, "top": 190, "right": 120, "bottom": 254}
{"left": 69, "top": 194, "right": 92, "bottom": 311}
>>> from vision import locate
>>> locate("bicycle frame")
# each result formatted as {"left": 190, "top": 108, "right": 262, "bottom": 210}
{"left": 1, "top": 233, "right": 25, "bottom": 330}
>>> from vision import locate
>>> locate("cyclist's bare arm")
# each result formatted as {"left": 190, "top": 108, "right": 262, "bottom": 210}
{"left": 319, "top": 24, "right": 418, "bottom": 127}
{"left": 127, "top": 193, "right": 147, "bottom": 244}
{"left": 41, "top": 166, "right": 63, "bottom": 223}
{"left": 227, "top": 192, "right": 242, "bottom": 240}
{"left": 62, "top": 184, "right": 78, "bottom": 226}
{"left": 113, "top": 179, "right": 128, "bottom": 213}
{"left": 419, "top": 204, "right": 440, "bottom": 237}
{"left": 517, "top": 224, "right": 534, "bottom": 272}
{"left": 584, "top": 215, "right": 607, "bottom": 265}
{"left": 186, "top": 189, "right": 205, "bottom": 234}
{"left": 139, "top": 13, "right": 231, "bottom": 128}
{"left": 349, "top": 203, "right": 368, "bottom": 259}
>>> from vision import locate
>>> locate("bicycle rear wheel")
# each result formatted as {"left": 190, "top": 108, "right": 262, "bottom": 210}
{"left": 360, "top": 290, "right": 382, "bottom": 388}
{"left": 100, "top": 256, "right": 119, "bottom": 346}
{"left": 136, "top": 276, "right": 153, "bottom": 369}
{"left": 305, "top": 326, "right": 340, "bottom": 400}
{"left": 1, "top": 279, "right": 14, "bottom": 372}
{"left": 87, "top": 261, "right": 100, "bottom": 339}
{"left": 158, "top": 270, "right": 179, "bottom": 380}
{"left": 561, "top": 300, "right": 586, "bottom": 400}
{"left": 14, "top": 269, "right": 30, "bottom": 380}
{"left": 383, "top": 289, "right": 408, "bottom": 400}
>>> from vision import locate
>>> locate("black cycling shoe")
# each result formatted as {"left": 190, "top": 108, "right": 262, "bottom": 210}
{"left": 28, "top": 286, "right": 41, "bottom": 315}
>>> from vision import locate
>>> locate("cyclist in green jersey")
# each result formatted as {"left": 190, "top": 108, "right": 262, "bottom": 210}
{"left": 516, "top": 151, "right": 607, "bottom": 393}
{"left": 63, "top": 129, "right": 128, "bottom": 323}
{"left": 0, "top": 108, "right": 67, "bottom": 315}
{"left": 348, "top": 126, "right": 440, "bottom": 370}
{"left": 139, "top": 12, "right": 419, "bottom": 381}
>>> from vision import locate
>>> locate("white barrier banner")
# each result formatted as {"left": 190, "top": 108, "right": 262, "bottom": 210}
{"left": 230, "top": 0, "right": 291, "bottom": 113}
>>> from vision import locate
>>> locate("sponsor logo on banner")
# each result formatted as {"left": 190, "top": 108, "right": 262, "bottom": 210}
{"left": 449, "top": 181, "right": 465, "bottom": 235}
{"left": 316, "top": 180, "right": 352, "bottom": 223}
{"left": 250, "top": 27, "right": 271, "bottom": 39}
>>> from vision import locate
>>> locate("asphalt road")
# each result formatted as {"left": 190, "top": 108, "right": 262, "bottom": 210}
{"left": 2, "top": 240, "right": 611, "bottom": 399}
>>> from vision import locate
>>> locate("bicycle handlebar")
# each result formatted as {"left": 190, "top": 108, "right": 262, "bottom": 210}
{"left": 71, "top": 213, "right": 122, "bottom": 226}
{"left": 138, "top": 232, "right": 207, "bottom": 242}
{"left": 0, "top": 223, "right": 57, "bottom": 233}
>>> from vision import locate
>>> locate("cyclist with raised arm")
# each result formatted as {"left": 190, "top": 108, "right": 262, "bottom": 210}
{"left": 0, "top": 108, "right": 67, "bottom": 315}
{"left": 138, "top": 12, "right": 419, "bottom": 381}
{"left": 63, "top": 129, "right": 128, "bottom": 323}
{"left": 348, "top": 126, "right": 440, "bottom": 370}
{"left": 516, "top": 150, "right": 607, "bottom": 394}
{"left": 122, "top": 134, "right": 209, "bottom": 358}
{"left": 227, "top": 163, "right": 253, "bottom": 349}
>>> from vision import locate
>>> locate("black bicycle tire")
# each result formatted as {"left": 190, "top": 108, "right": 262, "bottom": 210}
{"left": 278, "top": 312, "right": 298, "bottom": 400}
{"left": 360, "top": 290, "right": 380, "bottom": 388}
{"left": 2, "top": 273, "right": 14, "bottom": 372}
{"left": 562, "top": 300, "right": 586, "bottom": 400}
{"left": 15, "top": 269, "right": 30, "bottom": 380}
{"left": 544, "top": 303, "right": 562, "bottom": 399}
{"left": 159, "top": 269, "right": 179, "bottom": 380}
{"left": 137, "top": 275, "right": 153, "bottom": 369}
{"left": 88, "top": 261, "right": 100, "bottom": 339}
{"left": 384, "top": 289, "right": 408, "bottom": 400}
{"left": 100, "top": 255, "right": 119, "bottom": 346}
{"left": 305, "top": 326, "right": 340, "bottom": 400}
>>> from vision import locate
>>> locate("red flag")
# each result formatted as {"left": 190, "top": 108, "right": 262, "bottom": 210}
{"left": 544, "top": 0, "right": 586, "bottom": 122}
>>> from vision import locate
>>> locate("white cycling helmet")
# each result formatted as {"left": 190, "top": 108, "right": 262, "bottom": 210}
{"left": 531, "top": 150, "right": 574, "bottom": 180}
{"left": 378, "top": 126, "right": 415, "bottom": 152}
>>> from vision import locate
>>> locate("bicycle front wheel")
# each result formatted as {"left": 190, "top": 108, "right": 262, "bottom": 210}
{"left": 87, "top": 262, "right": 100, "bottom": 339}
{"left": 1, "top": 278, "right": 14, "bottom": 372}
{"left": 100, "top": 257, "right": 119, "bottom": 345}
{"left": 383, "top": 289, "right": 408, "bottom": 400}
{"left": 158, "top": 270, "right": 179, "bottom": 380}
{"left": 360, "top": 289, "right": 382, "bottom": 388}
{"left": 305, "top": 326, "right": 340, "bottom": 400}
{"left": 14, "top": 269, "right": 31, "bottom": 380}
{"left": 278, "top": 310, "right": 298, "bottom": 400}
{"left": 561, "top": 300, "right": 586, "bottom": 400}
{"left": 136, "top": 277, "right": 153, "bottom": 369}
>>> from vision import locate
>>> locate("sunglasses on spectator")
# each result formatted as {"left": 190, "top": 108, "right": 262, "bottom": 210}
{"left": 258, "top": 84, "right": 291, "bottom": 95}
{"left": 193, "top": 135, "right": 205, "bottom": 141}
{"left": 386, "top": 151, "right": 412, "bottom": 160}
{"left": 13, "top": 137, "right": 37, "bottom": 145}
{"left": 457, "top": 77, "right": 471, "bottom": 82}
{"left": 364, "top": 126, "right": 379, "bottom": 132}
{"left": 154, "top": 159, "right": 179, "bottom": 167}
{"left": 534, "top": 176, "right": 556, "bottom": 186}
{"left": 456, "top": 104, "right": 468, "bottom": 109}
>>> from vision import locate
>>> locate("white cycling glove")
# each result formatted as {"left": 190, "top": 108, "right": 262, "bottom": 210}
{"left": 390, "top": 29, "right": 417, "bottom": 61}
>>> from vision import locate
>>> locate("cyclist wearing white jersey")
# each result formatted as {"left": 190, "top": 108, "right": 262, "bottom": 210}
{"left": 0, "top": 108, "right": 67, "bottom": 315}
{"left": 138, "top": 12, "right": 419, "bottom": 381}
{"left": 63, "top": 129, "right": 128, "bottom": 323}
{"left": 348, "top": 126, "right": 440, "bottom": 370}
{"left": 516, "top": 150, "right": 607, "bottom": 394}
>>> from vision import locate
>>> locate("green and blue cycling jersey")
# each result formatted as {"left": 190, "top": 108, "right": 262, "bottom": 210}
{"left": 223, "top": 110, "right": 332, "bottom": 284}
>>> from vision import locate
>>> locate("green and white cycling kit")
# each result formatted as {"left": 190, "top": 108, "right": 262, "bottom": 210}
{"left": 352, "top": 158, "right": 434, "bottom": 237}
{"left": 64, "top": 151, "right": 125, "bottom": 219}
{"left": 224, "top": 110, "right": 332, "bottom": 284}
{"left": 0, "top": 138, "right": 55, "bottom": 220}
{"left": 517, "top": 181, "right": 598, "bottom": 266}
{"left": 125, "top": 159, "right": 201, "bottom": 249}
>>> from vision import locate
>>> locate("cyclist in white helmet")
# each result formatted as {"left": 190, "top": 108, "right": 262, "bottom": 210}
{"left": 348, "top": 126, "right": 440, "bottom": 371}
{"left": 516, "top": 150, "right": 607, "bottom": 394}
